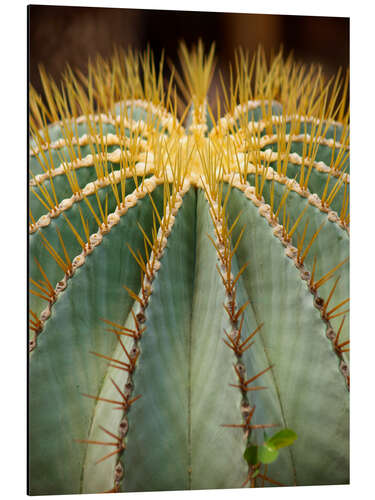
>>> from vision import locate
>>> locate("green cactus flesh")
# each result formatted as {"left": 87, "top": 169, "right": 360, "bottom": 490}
{"left": 28, "top": 43, "right": 349, "bottom": 494}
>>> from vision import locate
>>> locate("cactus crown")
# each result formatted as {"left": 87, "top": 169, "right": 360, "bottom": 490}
{"left": 29, "top": 41, "right": 349, "bottom": 495}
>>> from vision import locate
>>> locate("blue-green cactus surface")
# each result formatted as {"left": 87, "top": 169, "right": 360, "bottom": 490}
{"left": 29, "top": 43, "right": 349, "bottom": 495}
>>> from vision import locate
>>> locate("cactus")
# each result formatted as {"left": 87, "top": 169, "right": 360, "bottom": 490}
{"left": 28, "top": 42, "right": 349, "bottom": 495}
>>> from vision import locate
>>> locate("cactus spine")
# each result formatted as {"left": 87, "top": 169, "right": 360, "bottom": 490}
{"left": 29, "top": 42, "right": 349, "bottom": 495}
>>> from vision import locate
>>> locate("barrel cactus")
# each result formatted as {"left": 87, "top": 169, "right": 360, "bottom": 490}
{"left": 28, "top": 42, "right": 349, "bottom": 495}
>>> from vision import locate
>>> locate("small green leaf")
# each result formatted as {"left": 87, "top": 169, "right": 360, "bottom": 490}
{"left": 265, "top": 429, "right": 297, "bottom": 451}
{"left": 251, "top": 469, "right": 260, "bottom": 479}
{"left": 258, "top": 445, "right": 279, "bottom": 464}
{"left": 244, "top": 445, "right": 258, "bottom": 465}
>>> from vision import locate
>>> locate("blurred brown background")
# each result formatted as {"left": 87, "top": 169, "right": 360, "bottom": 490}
{"left": 28, "top": 5, "right": 349, "bottom": 100}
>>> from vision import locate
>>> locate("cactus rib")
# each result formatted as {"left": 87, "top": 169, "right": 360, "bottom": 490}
{"left": 29, "top": 142, "right": 150, "bottom": 187}
{"left": 223, "top": 173, "right": 349, "bottom": 387}
{"left": 81, "top": 180, "right": 190, "bottom": 492}
{"left": 203, "top": 182, "right": 284, "bottom": 487}
{"left": 29, "top": 166, "right": 158, "bottom": 233}
{"left": 29, "top": 176, "right": 163, "bottom": 352}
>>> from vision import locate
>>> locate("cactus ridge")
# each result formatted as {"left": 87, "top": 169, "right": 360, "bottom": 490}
{"left": 29, "top": 41, "right": 349, "bottom": 494}
{"left": 203, "top": 182, "right": 284, "bottom": 487}
{"left": 79, "top": 181, "right": 189, "bottom": 492}
{"left": 29, "top": 176, "right": 164, "bottom": 351}
{"left": 222, "top": 173, "right": 349, "bottom": 386}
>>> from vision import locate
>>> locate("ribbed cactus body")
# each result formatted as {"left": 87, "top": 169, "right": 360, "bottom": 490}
{"left": 29, "top": 44, "right": 349, "bottom": 495}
